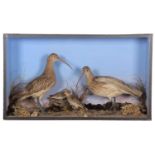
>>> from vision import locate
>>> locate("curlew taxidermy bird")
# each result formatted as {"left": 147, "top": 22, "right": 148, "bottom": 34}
{"left": 16, "top": 53, "right": 72, "bottom": 110}
{"left": 81, "top": 66, "right": 143, "bottom": 105}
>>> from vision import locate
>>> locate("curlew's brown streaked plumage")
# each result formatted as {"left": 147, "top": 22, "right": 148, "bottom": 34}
{"left": 16, "top": 53, "right": 72, "bottom": 110}
{"left": 82, "top": 66, "right": 143, "bottom": 104}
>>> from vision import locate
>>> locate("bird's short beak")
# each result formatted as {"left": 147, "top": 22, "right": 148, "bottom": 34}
{"left": 58, "top": 57, "right": 72, "bottom": 69}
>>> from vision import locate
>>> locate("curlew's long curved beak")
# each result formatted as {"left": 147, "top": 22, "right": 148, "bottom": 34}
{"left": 76, "top": 72, "right": 84, "bottom": 89}
{"left": 58, "top": 57, "right": 72, "bottom": 70}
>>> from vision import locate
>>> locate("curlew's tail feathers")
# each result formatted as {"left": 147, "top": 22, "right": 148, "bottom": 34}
{"left": 121, "top": 79, "right": 146, "bottom": 102}
{"left": 12, "top": 90, "right": 30, "bottom": 102}
{"left": 130, "top": 79, "right": 146, "bottom": 102}
{"left": 130, "top": 88, "right": 143, "bottom": 97}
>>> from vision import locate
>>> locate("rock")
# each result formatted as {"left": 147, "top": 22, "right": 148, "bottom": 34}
{"left": 31, "top": 110, "right": 40, "bottom": 117}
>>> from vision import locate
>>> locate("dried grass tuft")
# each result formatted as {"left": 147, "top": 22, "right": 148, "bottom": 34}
{"left": 7, "top": 82, "right": 40, "bottom": 116}
{"left": 13, "top": 106, "right": 31, "bottom": 117}
{"left": 134, "top": 79, "right": 145, "bottom": 93}
{"left": 121, "top": 104, "right": 142, "bottom": 116}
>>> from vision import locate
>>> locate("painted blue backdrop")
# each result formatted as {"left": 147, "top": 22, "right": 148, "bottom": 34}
{"left": 5, "top": 35, "right": 149, "bottom": 99}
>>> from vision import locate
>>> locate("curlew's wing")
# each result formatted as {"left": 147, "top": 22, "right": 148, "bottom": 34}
{"left": 94, "top": 76, "right": 128, "bottom": 85}
{"left": 26, "top": 75, "right": 55, "bottom": 94}
{"left": 94, "top": 76, "right": 142, "bottom": 97}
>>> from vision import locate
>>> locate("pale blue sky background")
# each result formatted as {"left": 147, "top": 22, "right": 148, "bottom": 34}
{"left": 5, "top": 35, "right": 149, "bottom": 97}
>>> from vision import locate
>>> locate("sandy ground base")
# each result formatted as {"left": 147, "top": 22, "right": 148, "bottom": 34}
{"left": 35, "top": 110, "right": 147, "bottom": 119}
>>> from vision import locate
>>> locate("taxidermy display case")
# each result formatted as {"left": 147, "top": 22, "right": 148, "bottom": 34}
{"left": 3, "top": 34, "right": 152, "bottom": 120}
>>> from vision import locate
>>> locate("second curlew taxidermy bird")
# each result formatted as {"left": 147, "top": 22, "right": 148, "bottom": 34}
{"left": 16, "top": 53, "right": 72, "bottom": 110}
{"left": 81, "top": 66, "right": 143, "bottom": 105}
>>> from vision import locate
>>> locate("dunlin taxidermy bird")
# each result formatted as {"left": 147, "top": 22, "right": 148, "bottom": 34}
{"left": 48, "top": 89, "right": 69, "bottom": 110}
{"left": 63, "top": 89, "right": 88, "bottom": 117}
{"left": 81, "top": 66, "right": 143, "bottom": 106}
{"left": 49, "top": 89, "right": 67, "bottom": 100}
{"left": 16, "top": 53, "right": 72, "bottom": 111}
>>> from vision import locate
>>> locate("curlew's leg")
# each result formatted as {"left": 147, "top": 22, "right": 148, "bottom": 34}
{"left": 111, "top": 97, "right": 117, "bottom": 111}
{"left": 111, "top": 97, "right": 116, "bottom": 103}
{"left": 36, "top": 97, "right": 44, "bottom": 113}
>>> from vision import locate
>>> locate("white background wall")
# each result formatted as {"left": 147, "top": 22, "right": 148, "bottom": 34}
{"left": 0, "top": 0, "right": 154, "bottom": 155}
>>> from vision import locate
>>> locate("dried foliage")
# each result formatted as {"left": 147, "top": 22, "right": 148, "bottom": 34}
{"left": 134, "top": 79, "right": 145, "bottom": 93}
{"left": 7, "top": 79, "right": 147, "bottom": 117}
{"left": 13, "top": 106, "right": 31, "bottom": 117}
{"left": 31, "top": 110, "right": 40, "bottom": 117}
{"left": 7, "top": 82, "right": 40, "bottom": 117}
{"left": 7, "top": 82, "right": 26, "bottom": 115}
{"left": 133, "top": 78, "right": 146, "bottom": 103}
{"left": 121, "top": 104, "right": 142, "bottom": 116}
